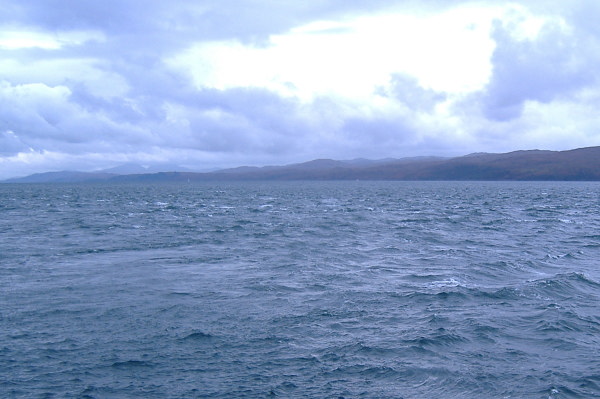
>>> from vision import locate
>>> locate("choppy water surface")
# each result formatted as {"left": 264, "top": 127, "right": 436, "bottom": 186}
{"left": 1, "top": 181, "right": 599, "bottom": 398}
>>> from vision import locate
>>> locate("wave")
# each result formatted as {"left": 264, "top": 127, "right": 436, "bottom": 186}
{"left": 524, "top": 272, "right": 600, "bottom": 300}
{"left": 180, "top": 331, "right": 214, "bottom": 341}
{"left": 110, "top": 360, "right": 155, "bottom": 369}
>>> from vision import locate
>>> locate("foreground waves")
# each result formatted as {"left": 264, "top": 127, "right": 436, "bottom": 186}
{"left": 1, "top": 181, "right": 599, "bottom": 398}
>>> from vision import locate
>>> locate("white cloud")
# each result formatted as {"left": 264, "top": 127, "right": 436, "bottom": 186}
{"left": 0, "top": 28, "right": 105, "bottom": 49}
{"left": 0, "top": 58, "right": 129, "bottom": 99}
{"left": 167, "top": 4, "right": 514, "bottom": 103}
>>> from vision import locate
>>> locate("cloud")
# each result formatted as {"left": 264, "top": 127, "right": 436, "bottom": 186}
{"left": 158, "top": 88, "right": 308, "bottom": 154}
{"left": 381, "top": 74, "right": 447, "bottom": 112}
{"left": 0, "top": 80, "right": 153, "bottom": 155}
{"left": 0, "top": 58, "right": 128, "bottom": 99}
{"left": 481, "top": 9, "right": 599, "bottom": 121}
{"left": 0, "top": 29, "right": 103, "bottom": 50}
{"left": 0, "top": 130, "right": 30, "bottom": 155}
{"left": 0, "top": 81, "right": 73, "bottom": 142}
{"left": 167, "top": 5, "right": 498, "bottom": 100}
{"left": 1, "top": 1, "right": 600, "bottom": 179}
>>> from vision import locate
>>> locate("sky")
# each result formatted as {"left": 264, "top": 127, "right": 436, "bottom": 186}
{"left": 1, "top": 0, "right": 599, "bottom": 178}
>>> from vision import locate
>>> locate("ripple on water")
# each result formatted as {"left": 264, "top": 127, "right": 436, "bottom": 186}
{"left": 1, "top": 181, "right": 600, "bottom": 398}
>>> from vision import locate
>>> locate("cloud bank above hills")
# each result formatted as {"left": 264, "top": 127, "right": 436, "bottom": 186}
{"left": 1, "top": 0, "right": 599, "bottom": 179}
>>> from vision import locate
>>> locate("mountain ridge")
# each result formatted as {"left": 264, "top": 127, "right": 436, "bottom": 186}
{"left": 2, "top": 146, "right": 599, "bottom": 183}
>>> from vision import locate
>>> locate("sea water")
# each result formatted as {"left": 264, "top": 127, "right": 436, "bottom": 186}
{"left": 1, "top": 181, "right": 599, "bottom": 398}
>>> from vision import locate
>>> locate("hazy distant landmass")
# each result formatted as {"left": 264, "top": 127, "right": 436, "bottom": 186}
{"left": 3, "top": 146, "right": 600, "bottom": 183}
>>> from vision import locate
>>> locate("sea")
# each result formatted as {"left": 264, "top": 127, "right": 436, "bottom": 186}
{"left": 1, "top": 181, "right": 599, "bottom": 399}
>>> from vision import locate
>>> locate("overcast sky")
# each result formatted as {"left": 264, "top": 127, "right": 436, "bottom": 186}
{"left": 1, "top": 0, "right": 599, "bottom": 178}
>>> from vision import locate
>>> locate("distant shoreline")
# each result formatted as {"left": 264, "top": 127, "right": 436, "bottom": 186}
{"left": 3, "top": 146, "right": 600, "bottom": 183}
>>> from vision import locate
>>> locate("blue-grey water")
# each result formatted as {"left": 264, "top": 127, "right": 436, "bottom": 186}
{"left": 1, "top": 181, "right": 599, "bottom": 398}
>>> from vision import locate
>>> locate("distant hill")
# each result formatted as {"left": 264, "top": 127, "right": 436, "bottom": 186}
{"left": 2, "top": 171, "right": 116, "bottom": 183}
{"left": 3, "top": 163, "right": 195, "bottom": 183}
{"left": 99, "top": 163, "right": 195, "bottom": 174}
{"left": 99, "top": 163, "right": 150, "bottom": 174}
{"left": 2, "top": 146, "right": 600, "bottom": 183}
